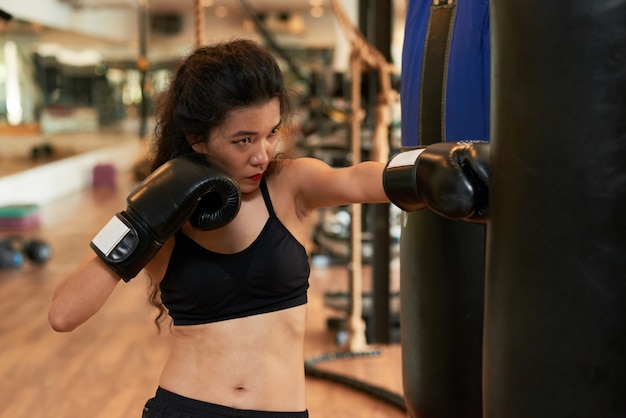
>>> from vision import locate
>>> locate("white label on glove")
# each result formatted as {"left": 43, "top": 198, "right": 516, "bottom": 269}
{"left": 91, "top": 215, "right": 130, "bottom": 256}
{"left": 387, "top": 148, "right": 426, "bottom": 168}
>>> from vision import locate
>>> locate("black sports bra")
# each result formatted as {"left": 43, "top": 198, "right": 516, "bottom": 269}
{"left": 159, "top": 178, "right": 310, "bottom": 326}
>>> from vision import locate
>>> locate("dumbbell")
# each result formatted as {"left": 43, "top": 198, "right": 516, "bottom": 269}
{"left": 0, "top": 237, "right": 53, "bottom": 270}
{"left": 30, "top": 143, "right": 54, "bottom": 160}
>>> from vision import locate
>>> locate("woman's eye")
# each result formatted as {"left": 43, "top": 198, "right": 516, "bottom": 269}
{"left": 270, "top": 124, "right": 282, "bottom": 136}
{"left": 237, "top": 137, "right": 252, "bottom": 144}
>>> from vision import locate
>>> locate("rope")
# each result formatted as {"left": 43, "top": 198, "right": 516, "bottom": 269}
{"left": 330, "top": 0, "right": 398, "bottom": 354}
{"left": 346, "top": 50, "right": 368, "bottom": 353}
{"left": 325, "top": 9, "right": 404, "bottom": 409}
{"left": 304, "top": 350, "right": 407, "bottom": 412}
{"left": 195, "top": 0, "right": 204, "bottom": 48}
{"left": 330, "top": 0, "right": 399, "bottom": 163}
{"left": 330, "top": 0, "right": 398, "bottom": 75}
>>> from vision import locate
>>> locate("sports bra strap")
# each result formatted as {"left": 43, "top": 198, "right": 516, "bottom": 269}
{"left": 260, "top": 177, "right": 276, "bottom": 217}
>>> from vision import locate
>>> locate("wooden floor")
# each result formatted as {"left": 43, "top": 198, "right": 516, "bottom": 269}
{"left": 0, "top": 168, "right": 406, "bottom": 417}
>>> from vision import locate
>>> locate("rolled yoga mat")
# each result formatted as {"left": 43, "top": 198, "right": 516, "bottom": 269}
{"left": 485, "top": 0, "right": 626, "bottom": 417}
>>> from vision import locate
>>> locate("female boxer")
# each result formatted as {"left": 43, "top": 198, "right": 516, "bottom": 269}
{"left": 49, "top": 39, "right": 388, "bottom": 418}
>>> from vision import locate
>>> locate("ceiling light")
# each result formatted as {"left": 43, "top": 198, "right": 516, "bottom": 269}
{"left": 310, "top": 6, "right": 324, "bottom": 18}
{"left": 287, "top": 14, "right": 306, "bottom": 34}
{"left": 215, "top": 6, "right": 228, "bottom": 18}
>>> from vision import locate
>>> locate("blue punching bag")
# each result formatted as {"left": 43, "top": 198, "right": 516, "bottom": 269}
{"left": 399, "top": 1, "right": 490, "bottom": 417}
{"left": 485, "top": 1, "right": 626, "bottom": 417}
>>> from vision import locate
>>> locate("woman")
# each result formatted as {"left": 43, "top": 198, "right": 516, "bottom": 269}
{"left": 48, "top": 39, "right": 390, "bottom": 417}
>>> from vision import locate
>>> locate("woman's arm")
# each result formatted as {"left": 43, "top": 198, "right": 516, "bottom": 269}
{"left": 48, "top": 255, "right": 121, "bottom": 332}
{"left": 48, "top": 238, "right": 174, "bottom": 332}
{"left": 290, "top": 157, "right": 389, "bottom": 213}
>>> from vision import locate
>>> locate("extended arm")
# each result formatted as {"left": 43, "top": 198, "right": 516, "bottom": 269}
{"left": 293, "top": 141, "right": 490, "bottom": 222}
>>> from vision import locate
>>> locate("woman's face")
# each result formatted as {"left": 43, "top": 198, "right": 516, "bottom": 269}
{"left": 193, "top": 98, "right": 282, "bottom": 194}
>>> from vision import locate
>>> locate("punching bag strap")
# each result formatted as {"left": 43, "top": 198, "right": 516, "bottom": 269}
{"left": 419, "top": 0, "right": 458, "bottom": 145}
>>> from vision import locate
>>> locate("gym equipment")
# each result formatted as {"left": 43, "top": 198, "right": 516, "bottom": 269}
{"left": 323, "top": 290, "right": 401, "bottom": 344}
{"left": 484, "top": 1, "right": 626, "bottom": 417}
{"left": 311, "top": 204, "right": 401, "bottom": 264}
{"left": 29, "top": 143, "right": 54, "bottom": 160}
{"left": 305, "top": 350, "right": 406, "bottom": 413}
{"left": 303, "top": 1, "right": 406, "bottom": 412}
{"left": 0, "top": 205, "right": 41, "bottom": 230}
{"left": 0, "top": 236, "right": 53, "bottom": 270}
{"left": 400, "top": 214, "right": 485, "bottom": 417}
{"left": 92, "top": 163, "right": 117, "bottom": 188}
{"left": 91, "top": 153, "right": 241, "bottom": 282}
{"left": 398, "top": 0, "right": 490, "bottom": 417}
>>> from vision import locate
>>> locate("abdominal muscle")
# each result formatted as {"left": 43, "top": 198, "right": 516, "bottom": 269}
{"left": 158, "top": 304, "right": 308, "bottom": 412}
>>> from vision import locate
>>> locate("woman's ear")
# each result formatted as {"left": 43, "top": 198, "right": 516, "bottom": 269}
{"left": 191, "top": 142, "right": 204, "bottom": 153}
{"left": 186, "top": 135, "right": 206, "bottom": 153}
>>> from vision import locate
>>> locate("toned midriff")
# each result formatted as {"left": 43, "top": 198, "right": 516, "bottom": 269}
{"left": 158, "top": 304, "right": 307, "bottom": 412}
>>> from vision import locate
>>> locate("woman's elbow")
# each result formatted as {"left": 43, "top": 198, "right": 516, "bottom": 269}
{"left": 48, "top": 306, "right": 79, "bottom": 332}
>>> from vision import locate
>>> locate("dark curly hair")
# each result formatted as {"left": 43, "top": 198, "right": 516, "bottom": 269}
{"left": 150, "top": 38, "right": 294, "bottom": 170}
{"left": 145, "top": 39, "right": 296, "bottom": 331}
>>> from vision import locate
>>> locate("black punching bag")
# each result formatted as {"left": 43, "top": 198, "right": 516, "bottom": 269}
{"left": 485, "top": 1, "right": 626, "bottom": 417}
{"left": 399, "top": 0, "right": 490, "bottom": 416}
{"left": 400, "top": 213, "right": 485, "bottom": 418}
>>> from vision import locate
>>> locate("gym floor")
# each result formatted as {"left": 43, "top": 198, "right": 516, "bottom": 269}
{"left": 0, "top": 162, "right": 405, "bottom": 417}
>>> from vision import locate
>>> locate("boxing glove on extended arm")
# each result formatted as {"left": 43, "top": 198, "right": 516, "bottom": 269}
{"left": 383, "top": 141, "right": 490, "bottom": 222}
{"left": 90, "top": 153, "right": 241, "bottom": 282}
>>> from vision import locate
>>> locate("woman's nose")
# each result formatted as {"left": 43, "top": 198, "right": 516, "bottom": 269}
{"left": 250, "top": 140, "right": 270, "bottom": 166}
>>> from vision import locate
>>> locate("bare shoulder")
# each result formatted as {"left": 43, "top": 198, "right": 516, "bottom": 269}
{"left": 274, "top": 157, "right": 335, "bottom": 188}
{"left": 278, "top": 157, "right": 330, "bottom": 177}
{"left": 267, "top": 158, "right": 326, "bottom": 192}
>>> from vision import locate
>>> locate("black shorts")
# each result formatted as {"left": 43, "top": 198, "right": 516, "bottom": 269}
{"left": 142, "top": 387, "right": 309, "bottom": 418}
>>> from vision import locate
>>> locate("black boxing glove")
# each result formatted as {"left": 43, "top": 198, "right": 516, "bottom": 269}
{"left": 383, "top": 141, "right": 490, "bottom": 222}
{"left": 90, "top": 153, "right": 241, "bottom": 281}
